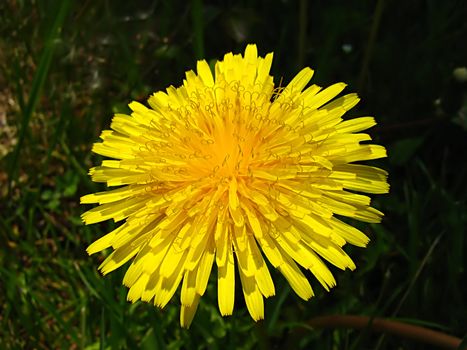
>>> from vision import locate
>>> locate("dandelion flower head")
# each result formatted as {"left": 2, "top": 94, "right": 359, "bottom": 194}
{"left": 81, "top": 44, "right": 389, "bottom": 328}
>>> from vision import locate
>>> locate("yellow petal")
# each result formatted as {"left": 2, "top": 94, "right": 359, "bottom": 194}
{"left": 153, "top": 256, "right": 186, "bottom": 308}
{"left": 195, "top": 240, "right": 215, "bottom": 295}
{"left": 180, "top": 294, "right": 201, "bottom": 328}
{"left": 99, "top": 244, "right": 140, "bottom": 275}
{"left": 86, "top": 223, "right": 125, "bottom": 255}
{"left": 306, "top": 82, "right": 347, "bottom": 110}
{"left": 277, "top": 252, "right": 313, "bottom": 300}
{"left": 197, "top": 60, "right": 214, "bottom": 87}
{"left": 127, "top": 273, "right": 149, "bottom": 302}
{"left": 181, "top": 269, "right": 197, "bottom": 306}
{"left": 238, "top": 264, "right": 264, "bottom": 321}
{"left": 284, "top": 67, "right": 314, "bottom": 94}
{"left": 217, "top": 242, "right": 235, "bottom": 316}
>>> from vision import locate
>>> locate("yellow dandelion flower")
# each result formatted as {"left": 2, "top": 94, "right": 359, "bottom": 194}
{"left": 81, "top": 44, "right": 389, "bottom": 328}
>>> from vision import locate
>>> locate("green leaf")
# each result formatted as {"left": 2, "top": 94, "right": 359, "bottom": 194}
{"left": 388, "top": 137, "right": 425, "bottom": 166}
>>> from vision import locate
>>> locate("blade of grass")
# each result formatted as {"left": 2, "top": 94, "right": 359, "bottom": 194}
{"left": 357, "top": 0, "right": 385, "bottom": 91}
{"left": 191, "top": 0, "right": 204, "bottom": 59}
{"left": 33, "top": 293, "right": 80, "bottom": 345}
{"left": 40, "top": 99, "right": 70, "bottom": 180}
{"left": 100, "top": 307, "right": 106, "bottom": 350}
{"left": 297, "top": 0, "right": 307, "bottom": 68}
{"left": 61, "top": 139, "right": 97, "bottom": 192}
{"left": 374, "top": 233, "right": 443, "bottom": 349}
{"left": 80, "top": 303, "right": 86, "bottom": 350}
{"left": 348, "top": 267, "right": 393, "bottom": 350}
{"left": 393, "top": 233, "right": 442, "bottom": 316}
{"left": 8, "top": 0, "right": 72, "bottom": 192}
{"left": 267, "top": 284, "right": 290, "bottom": 334}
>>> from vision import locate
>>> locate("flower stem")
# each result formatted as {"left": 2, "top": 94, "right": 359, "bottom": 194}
{"left": 305, "top": 315, "right": 462, "bottom": 349}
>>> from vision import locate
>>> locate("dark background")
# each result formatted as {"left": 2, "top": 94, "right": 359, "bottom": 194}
{"left": 1, "top": 0, "right": 466, "bottom": 349}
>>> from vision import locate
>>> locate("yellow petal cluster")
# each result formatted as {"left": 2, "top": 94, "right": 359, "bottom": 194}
{"left": 81, "top": 44, "right": 389, "bottom": 327}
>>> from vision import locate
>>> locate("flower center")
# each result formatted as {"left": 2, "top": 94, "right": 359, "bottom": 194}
{"left": 193, "top": 130, "right": 252, "bottom": 181}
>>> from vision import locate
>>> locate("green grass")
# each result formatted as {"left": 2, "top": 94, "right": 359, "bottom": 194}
{"left": 1, "top": 0, "right": 466, "bottom": 349}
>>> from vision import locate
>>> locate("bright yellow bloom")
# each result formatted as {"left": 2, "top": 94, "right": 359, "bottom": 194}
{"left": 81, "top": 44, "right": 389, "bottom": 328}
